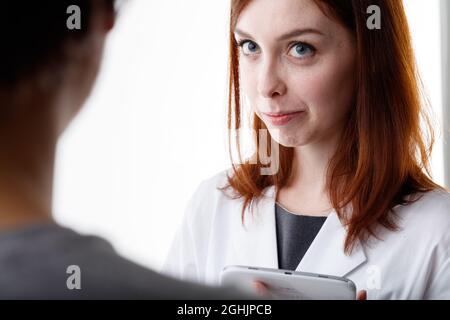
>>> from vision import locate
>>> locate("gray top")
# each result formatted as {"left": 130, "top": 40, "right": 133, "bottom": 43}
{"left": 0, "top": 223, "right": 251, "bottom": 299}
{"left": 275, "top": 204, "right": 328, "bottom": 271}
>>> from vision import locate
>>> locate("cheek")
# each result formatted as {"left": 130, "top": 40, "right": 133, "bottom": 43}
{"left": 292, "top": 57, "right": 355, "bottom": 123}
{"left": 239, "top": 64, "right": 260, "bottom": 109}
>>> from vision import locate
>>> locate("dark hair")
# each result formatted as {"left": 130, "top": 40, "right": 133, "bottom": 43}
{"left": 0, "top": 0, "right": 115, "bottom": 86}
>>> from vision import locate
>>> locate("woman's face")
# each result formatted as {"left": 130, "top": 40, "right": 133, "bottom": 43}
{"left": 235, "top": 0, "right": 356, "bottom": 147}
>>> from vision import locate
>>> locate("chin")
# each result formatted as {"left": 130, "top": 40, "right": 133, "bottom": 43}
{"left": 269, "top": 131, "right": 308, "bottom": 148}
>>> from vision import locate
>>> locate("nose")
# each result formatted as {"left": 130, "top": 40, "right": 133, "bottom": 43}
{"left": 257, "top": 58, "right": 287, "bottom": 99}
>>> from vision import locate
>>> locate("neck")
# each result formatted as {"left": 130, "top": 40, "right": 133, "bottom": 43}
{"left": 275, "top": 133, "right": 342, "bottom": 216}
{"left": 0, "top": 96, "right": 58, "bottom": 231}
{"left": 288, "top": 131, "right": 342, "bottom": 193}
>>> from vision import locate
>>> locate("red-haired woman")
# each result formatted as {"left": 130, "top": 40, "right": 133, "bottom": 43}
{"left": 164, "top": 0, "right": 450, "bottom": 299}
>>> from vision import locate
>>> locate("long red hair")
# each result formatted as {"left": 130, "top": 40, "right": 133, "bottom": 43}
{"left": 223, "top": 0, "right": 444, "bottom": 254}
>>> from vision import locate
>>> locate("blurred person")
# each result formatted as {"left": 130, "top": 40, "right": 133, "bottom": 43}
{"left": 0, "top": 0, "right": 252, "bottom": 300}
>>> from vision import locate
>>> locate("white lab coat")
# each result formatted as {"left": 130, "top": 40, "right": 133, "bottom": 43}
{"left": 163, "top": 170, "right": 450, "bottom": 299}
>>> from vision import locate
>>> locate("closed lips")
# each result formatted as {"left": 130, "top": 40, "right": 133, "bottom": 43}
{"left": 264, "top": 111, "right": 304, "bottom": 117}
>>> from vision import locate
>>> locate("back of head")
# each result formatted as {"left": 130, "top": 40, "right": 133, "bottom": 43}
{"left": 0, "top": 0, "right": 117, "bottom": 134}
{"left": 0, "top": 0, "right": 116, "bottom": 88}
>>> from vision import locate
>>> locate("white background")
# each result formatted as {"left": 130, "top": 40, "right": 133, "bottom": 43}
{"left": 53, "top": 0, "right": 445, "bottom": 271}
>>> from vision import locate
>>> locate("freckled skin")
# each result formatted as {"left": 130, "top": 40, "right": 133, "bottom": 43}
{"left": 235, "top": 0, "right": 356, "bottom": 148}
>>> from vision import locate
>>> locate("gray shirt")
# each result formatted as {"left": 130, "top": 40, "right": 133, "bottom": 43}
{"left": 275, "top": 204, "right": 327, "bottom": 271}
{"left": 0, "top": 223, "right": 251, "bottom": 299}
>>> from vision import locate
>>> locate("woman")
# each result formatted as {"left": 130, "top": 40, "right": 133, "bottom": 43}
{"left": 164, "top": 0, "right": 450, "bottom": 299}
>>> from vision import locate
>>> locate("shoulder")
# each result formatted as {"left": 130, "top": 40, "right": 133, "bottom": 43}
{"left": 399, "top": 189, "right": 450, "bottom": 221}
{"left": 193, "top": 168, "right": 275, "bottom": 200}
{"left": 189, "top": 169, "right": 239, "bottom": 206}
{"left": 0, "top": 224, "right": 159, "bottom": 298}
{"left": 0, "top": 223, "right": 115, "bottom": 258}
{"left": 183, "top": 169, "right": 244, "bottom": 225}
{"left": 194, "top": 169, "right": 233, "bottom": 194}
{"left": 394, "top": 189, "right": 450, "bottom": 243}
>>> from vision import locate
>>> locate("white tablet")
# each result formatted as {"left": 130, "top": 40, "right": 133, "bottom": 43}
{"left": 221, "top": 265, "right": 356, "bottom": 300}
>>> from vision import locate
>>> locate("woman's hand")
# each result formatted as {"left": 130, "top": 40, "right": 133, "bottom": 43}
{"left": 252, "top": 281, "right": 272, "bottom": 298}
{"left": 356, "top": 290, "right": 367, "bottom": 300}
{"left": 252, "top": 281, "right": 367, "bottom": 300}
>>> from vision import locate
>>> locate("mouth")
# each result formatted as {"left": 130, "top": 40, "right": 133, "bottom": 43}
{"left": 262, "top": 110, "right": 305, "bottom": 126}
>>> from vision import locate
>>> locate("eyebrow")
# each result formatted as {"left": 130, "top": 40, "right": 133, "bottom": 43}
{"left": 234, "top": 28, "right": 325, "bottom": 41}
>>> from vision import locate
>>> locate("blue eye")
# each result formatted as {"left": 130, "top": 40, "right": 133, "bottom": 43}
{"left": 238, "top": 40, "right": 260, "bottom": 55}
{"left": 289, "top": 42, "right": 315, "bottom": 59}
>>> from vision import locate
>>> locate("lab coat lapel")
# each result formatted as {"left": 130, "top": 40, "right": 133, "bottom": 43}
{"left": 296, "top": 211, "right": 368, "bottom": 277}
{"left": 231, "top": 186, "right": 279, "bottom": 269}
{"left": 231, "top": 185, "right": 367, "bottom": 278}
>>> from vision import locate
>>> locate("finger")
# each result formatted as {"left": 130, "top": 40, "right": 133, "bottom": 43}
{"left": 357, "top": 290, "right": 367, "bottom": 300}
{"left": 252, "top": 281, "right": 269, "bottom": 296}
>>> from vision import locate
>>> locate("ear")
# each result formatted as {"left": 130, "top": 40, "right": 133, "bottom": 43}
{"left": 104, "top": 12, "right": 115, "bottom": 32}
{"left": 98, "top": 0, "right": 116, "bottom": 32}
{"left": 104, "top": 5, "right": 116, "bottom": 32}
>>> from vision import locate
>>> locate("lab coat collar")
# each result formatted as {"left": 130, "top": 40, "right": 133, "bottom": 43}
{"left": 232, "top": 185, "right": 279, "bottom": 269}
{"left": 296, "top": 208, "right": 368, "bottom": 277}
{"left": 235, "top": 185, "right": 367, "bottom": 278}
